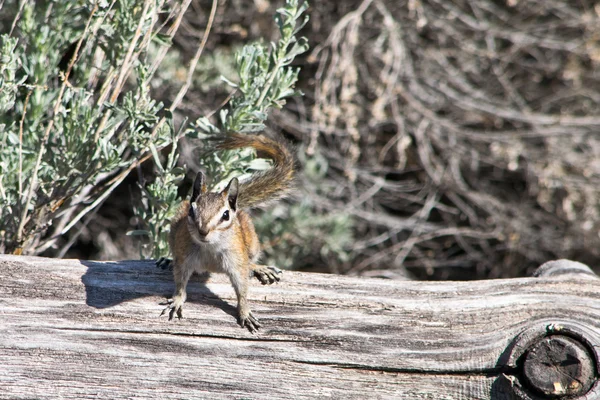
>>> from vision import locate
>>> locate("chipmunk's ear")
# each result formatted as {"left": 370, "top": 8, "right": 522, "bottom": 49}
{"left": 192, "top": 171, "right": 207, "bottom": 201}
{"left": 224, "top": 178, "right": 239, "bottom": 211}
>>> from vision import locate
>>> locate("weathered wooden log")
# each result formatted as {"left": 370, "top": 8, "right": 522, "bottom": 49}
{"left": 0, "top": 255, "right": 598, "bottom": 399}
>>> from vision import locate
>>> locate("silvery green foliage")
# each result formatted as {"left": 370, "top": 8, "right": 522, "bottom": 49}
{"left": 0, "top": 0, "right": 174, "bottom": 254}
{"left": 0, "top": 0, "right": 315, "bottom": 263}
{"left": 0, "top": 36, "right": 23, "bottom": 113}
{"left": 214, "top": 0, "right": 308, "bottom": 135}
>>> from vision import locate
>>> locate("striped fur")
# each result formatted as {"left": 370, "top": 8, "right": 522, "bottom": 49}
{"left": 163, "top": 133, "right": 294, "bottom": 332}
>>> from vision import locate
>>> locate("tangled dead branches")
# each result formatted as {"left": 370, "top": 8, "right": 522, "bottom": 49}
{"left": 272, "top": 0, "right": 600, "bottom": 278}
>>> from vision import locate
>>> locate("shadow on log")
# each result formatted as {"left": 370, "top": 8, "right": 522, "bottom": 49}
{"left": 0, "top": 255, "right": 598, "bottom": 399}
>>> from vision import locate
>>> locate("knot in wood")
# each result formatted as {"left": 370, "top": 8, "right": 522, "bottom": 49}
{"left": 522, "top": 335, "right": 596, "bottom": 398}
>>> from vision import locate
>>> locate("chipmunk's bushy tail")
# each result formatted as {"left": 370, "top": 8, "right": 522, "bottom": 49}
{"left": 216, "top": 133, "right": 295, "bottom": 209}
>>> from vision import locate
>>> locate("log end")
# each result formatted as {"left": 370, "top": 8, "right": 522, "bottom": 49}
{"left": 503, "top": 321, "right": 600, "bottom": 399}
{"left": 522, "top": 335, "right": 596, "bottom": 398}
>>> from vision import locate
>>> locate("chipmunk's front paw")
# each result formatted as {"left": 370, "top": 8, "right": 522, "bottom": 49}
{"left": 252, "top": 265, "right": 282, "bottom": 285}
{"left": 239, "top": 311, "right": 261, "bottom": 333}
{"left": 156, "top": 257, "right": 173, "bottom": 270}
{"left": 160, "top": 296, "right": 184, "bottom": 320}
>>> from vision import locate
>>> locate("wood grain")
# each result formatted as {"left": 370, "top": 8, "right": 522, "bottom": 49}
{"left": 0, "top": 255, "right": 598, "bottom": 399}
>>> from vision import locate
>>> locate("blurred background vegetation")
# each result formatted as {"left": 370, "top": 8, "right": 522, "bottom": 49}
{"left": 1, "top": 0, "right": 599, "bottom": 280}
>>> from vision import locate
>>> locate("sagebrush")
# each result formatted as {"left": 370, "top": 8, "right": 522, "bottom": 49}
{"left": 0, "top": 0, "right": 325, "bottom": 270}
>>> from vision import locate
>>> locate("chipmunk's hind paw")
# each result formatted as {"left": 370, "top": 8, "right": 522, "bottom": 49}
{"left": 252, "top": 265, "right": 282, "bottom": 285}
{"left": 156, "top": 257, "right": 173, "bottom": 270}
{"left": 160, "top": 297, "right": 184, "bottom": 320}
{"left": 239, "top": 312, "right": 261, "bottom": 333}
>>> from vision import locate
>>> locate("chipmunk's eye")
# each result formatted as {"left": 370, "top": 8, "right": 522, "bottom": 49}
{"left": 221, "top": 210, "right": 229, "bottom": 221}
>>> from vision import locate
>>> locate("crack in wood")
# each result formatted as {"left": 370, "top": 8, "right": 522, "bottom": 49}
{"left": 290, "top": 359, "right": 520, "bottom": 377}
{"left": 48, "top": 326, "right": 309, "bottom": 343}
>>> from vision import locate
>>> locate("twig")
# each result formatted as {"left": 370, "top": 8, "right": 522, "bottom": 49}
{"left": 206, "top": 89, "right": 238, "bottom": 119}
{"left": 18, "top": 90, "right": 32, "bottom": 200}
{"left": 8, "top": 0, "right": 28, "bottom": 36}
{"left": 56, "top": 195, "right": 107, "bottom": 258}
{"left": 60, "top": 151, "right": 152, "bottom": 236}
{"left": 148, "top": 0, "right": 193, "bottom": 78}
{"left": 93, "top": 0, "right": 152, "bottom": 142}
{"left": 149, "top": 0, "right": 218, "bottom": 139}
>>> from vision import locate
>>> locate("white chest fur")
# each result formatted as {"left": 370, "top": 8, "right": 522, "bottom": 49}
{"left": 182, "top": 228, "right": 238, "bottom": 274}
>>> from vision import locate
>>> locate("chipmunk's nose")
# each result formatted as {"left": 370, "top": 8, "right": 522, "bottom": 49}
{"left": 198, "top": 227, "right": 209, "bottom": 239}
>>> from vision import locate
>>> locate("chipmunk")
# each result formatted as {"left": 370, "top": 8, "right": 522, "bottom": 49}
{"left": 158, "top": 133, "right": 294, "bottom": 333}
